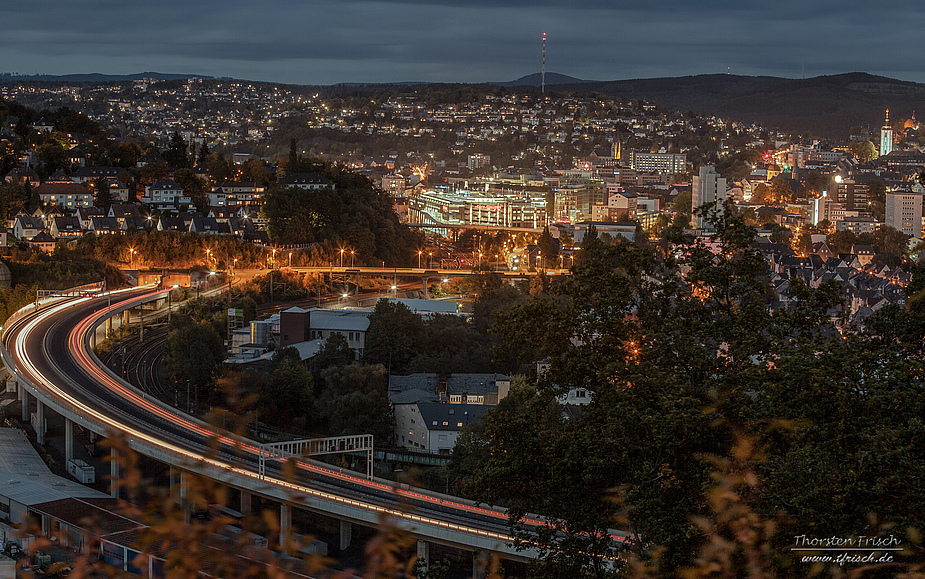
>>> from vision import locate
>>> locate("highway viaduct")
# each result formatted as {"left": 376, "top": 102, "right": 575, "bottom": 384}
{"left": 2, "top": 288, "right": 546, "bottom": 575}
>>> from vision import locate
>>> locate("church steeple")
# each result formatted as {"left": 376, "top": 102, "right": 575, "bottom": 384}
{"left": 880, "top": 109, "right": 893, "bottom": 156}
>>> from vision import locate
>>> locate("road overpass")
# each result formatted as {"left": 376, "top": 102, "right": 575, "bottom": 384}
{"left": 289, "top": 266, "right": 569, "bottom": 278}
{"left": 0, "top": 287, "right": 559, "bottom": 573}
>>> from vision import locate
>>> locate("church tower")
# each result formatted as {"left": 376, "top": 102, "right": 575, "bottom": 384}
{"left": 881, "top": 109, "right": 893, "bottom": 156}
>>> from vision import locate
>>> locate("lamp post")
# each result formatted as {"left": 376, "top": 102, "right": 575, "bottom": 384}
{"left": 428, "top": 252, "right": 433, "bottom": 268}
{"left": 271, "top": 248, "right": 277, "bottom": 269}
{"left": 340, "top": 248, "right": 345, "bottom": 268}
{"left": 288, "top": 252, "right": 292, "bottom": 268}
{"left": 129, "top": 247, "right": 135, "bottom": 267}
{"left": 350, "top": 250, "right": 355, "bottom": 268}
{"left": 417, "top": 250, "right": 423, "bottom": 269}
{"left": 233, "top": 258, "right": 237, "bottom": 275}
{"left": 206, "top": 248, "right": 212, "bottom": 264}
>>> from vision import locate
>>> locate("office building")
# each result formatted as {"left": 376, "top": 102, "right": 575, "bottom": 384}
{"left": 885, "top": 191, "right": 923, "bottom": 236}
{"left": 692, "top": 166, "right": 726, "bottom": 230}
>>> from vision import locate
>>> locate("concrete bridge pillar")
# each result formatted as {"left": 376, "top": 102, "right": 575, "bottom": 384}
{"left": 416, "top": 540, "right": 429, "bottom": 570}
{"left": 472, "top": 550, "right": 488, "bottom": 579}
{"left": 64, "top": 417, "right": 73, "bottom": 463}
{"left": 110, "top": 447, "right": 120, "bottom": 498}
{"left": 280, "top": 504, "right": 291, "bottom": 549}
{"left": 180, "top": 472, "right": 190, "bottom": 523}
{"left": 240, "top": 490, "right": 252, "bottom": 514}
{"left": 339, "top": 520, "right": 352, "bottom": 551}
{"left": 35, "top": 399, "right": 45, "bottom": 445}
{"left": 106, "top": 317, "right": 112, "bottom": 339}
{"left": 20, "top": 387, "right": 29, "bottom": 422}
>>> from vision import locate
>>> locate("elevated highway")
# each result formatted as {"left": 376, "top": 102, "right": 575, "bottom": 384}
{"left": 0, "top": 287, "right": 553, "bottom": 568}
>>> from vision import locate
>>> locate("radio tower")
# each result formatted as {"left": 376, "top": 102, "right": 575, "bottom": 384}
{"left": 542, "top": 32, "right": 546, "bottom": 94}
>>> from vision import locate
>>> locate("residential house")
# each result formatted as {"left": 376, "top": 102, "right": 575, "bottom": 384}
{"left": 157, "top": 216, "right": 187, "bottom": 232}
{"left": 278, "top": 173, "right": 333, "bottom": 190}
{"left": 76, "top": 207, "right": 104, "bottom": 229}
{"left": 279, "top": 307, "right": 370, "bottom": 357}
{"left": 29, "top": 231, "right": 56, "bottom": 252}
{"left": 108, "top": 204, "right": 142, "bottom": 225}
{"left": 4, "top": 167, "right": 39, "bottom": 186}
{"left": 141, "top": 179, "right": 190, "bottom": 212}
{"left": 395, "top": 402, "right": 489, "bottom": 453}
{"left": 50, "top": 216, "right": 84, "bottom": 239}
{"left": 13, "top": 216, "right": 45, "bottom": 240}
{"left": 208, "top": 182, "right": 265, "bottom": 206}
{"left": 852, "top": 244, "right": 876, "bottom": 267}
{"left": 88, "top": 216, "right": 121, "bottom": 235}
{"left": 33, "top": 119, "right": 53, "bottom": 133}
{"left": 189, "top": 216, "right": 227, "bottom": 235}
{"left": 69, "top": 166, "right": 123, "bottom": 184}
{"left": 35, "top": 182, "right": 93, "bottom": 210}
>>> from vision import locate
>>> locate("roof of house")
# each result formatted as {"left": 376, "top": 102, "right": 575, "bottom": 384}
{"left": 14, "top": 216, "right": 45, "bottom": 229}
{"left": 34, "top": 182, "right": 91, "bottom": 195}
{"left": 389, "top": 373, "right": 510, "bottom": 394}
{"left": 279, "top": 173, "right": 331, "bottom": 186}
{"left": 417, "top": 402, "right": 491, "bottom": 432}
{"left": 148, "top": 178, "right": 183, "bottom": 190}
{"left": 390, "top": 388, "right": 438, "bottom": 405}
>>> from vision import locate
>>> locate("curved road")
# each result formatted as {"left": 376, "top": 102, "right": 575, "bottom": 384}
{"left": 2, "top": 288, "right": 541, "bottom": 557}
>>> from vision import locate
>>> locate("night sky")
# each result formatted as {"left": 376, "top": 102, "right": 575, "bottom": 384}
{"left": 3, "top": 0, "right": 924, "bottom": 85}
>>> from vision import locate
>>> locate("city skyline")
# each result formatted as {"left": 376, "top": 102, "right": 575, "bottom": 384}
{"left": 2, "top": 0, "right": 923, "bottom": 86}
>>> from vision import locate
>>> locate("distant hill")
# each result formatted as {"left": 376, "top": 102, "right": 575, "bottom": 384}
{"left": 543, "top": 72, "right": 925, "bottom": 139}
{"left": 500, "top": 72, "right": 595, "bottom": 87}
{"left": 0, "top": 72, "right": 216, "bottom": 82}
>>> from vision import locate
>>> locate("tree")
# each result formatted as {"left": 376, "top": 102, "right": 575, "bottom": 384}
{"left": 163, "top": 316, "right": 225, "bottom": 405}
{"left": 827, "top": 229, "right": 858, "bottom": 254}
{"left": 537, "top": 225, "right": 560, "bottom": 264}
{"left": 311, "top": 332, "right": 354, "bottom": 377}
{"left": 316, "top": 363, "right": 392, "bottom": 442}
{"left": 850, "top": 139, "right": 879, "bottom": 162}
{"left": 769, "top": 178, "right": 794, "bottom": 203}
{"left": 363, "top": 300, "right": 424, "bottom": 374}
{"left": 672, "top": 189, "right": 691, "bottom": 216}
{"left": 163, "top": 130, "right": 190, "bottom": 169}
{"left": 750, "top": 182, "right": 771, "bottom": 205}
{"left": 257, "top": 347, "right": 315, "bottom": 432}
{"left": 462, "top": 206, "right": 860, "bottom": 574}
{"left": 197, "top": 141, "right": 210, "bottom": 165}
{"left": 94, "top": 176, "right": 112, "bottom": 212}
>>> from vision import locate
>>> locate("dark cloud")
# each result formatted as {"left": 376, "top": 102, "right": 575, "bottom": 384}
{"left": 0, "top": 0, "right": 922, "bottom": 85}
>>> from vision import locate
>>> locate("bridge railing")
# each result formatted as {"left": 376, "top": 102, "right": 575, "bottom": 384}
{"left": 258, "top": 434, "right": 374, "bottom": 480}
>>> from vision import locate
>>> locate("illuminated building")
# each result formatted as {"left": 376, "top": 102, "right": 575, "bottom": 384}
{"left": 692, "top": 166, "right": 726, "bottom": 230}
{"left": 881, "top": 110, "right": 893, "bottom": 156}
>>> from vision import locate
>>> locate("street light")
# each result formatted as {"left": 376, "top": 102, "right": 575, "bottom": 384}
{"left": 428, "top": 252, "right": 433, "bottom": 268}
{"left": 129, "top": 247, "right": 136, "bottom": 266}
{"left": 233, "top": 258, "right": 238, "bottom": 275}
{"left": 288, "top": 252, "right": 292, "bottom": 268}
{"left": 417, "top": 250, "right": 423, "bottom": 269}
{"left": 340, "top": 248, "right": 345, "bottom": 268}
{"left": 350, "top": 250, "right": 355, "bottom": 267}
{"left": 271, "top": 248, "right": 277, "bottom": 268}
